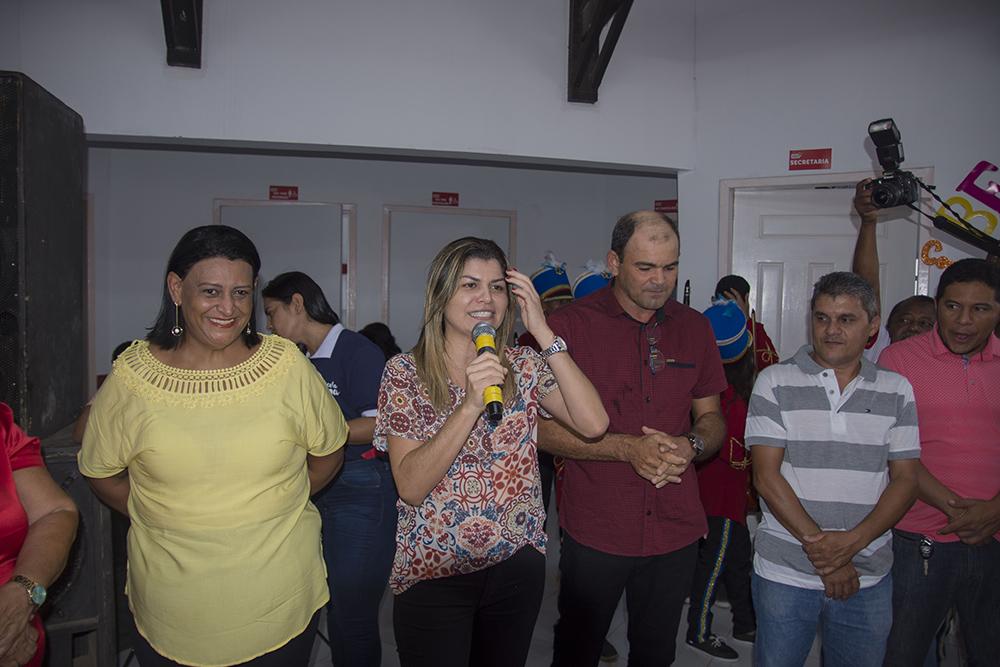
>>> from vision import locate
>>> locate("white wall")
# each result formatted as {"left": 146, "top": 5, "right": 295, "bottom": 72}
{"left": 89, "top": 147, "right": 675, "bottom": 373}
{"left": 2, "top": 0, "right": 696, "bottom": 170}
{"left": 13, "top": 0, "right": 1000, "bottom": 370}
{"left": 680, "top": 0, "right": 1000, "bottom": 307}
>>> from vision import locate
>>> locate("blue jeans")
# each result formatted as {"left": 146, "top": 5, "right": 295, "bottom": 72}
{"left": 753, "top": 573, "right": 892, "bottom": 667}
{"left": 313, "top": 455, "right": 398, "bottom": 667}
{"left": 885, "top": 530, "right": 1000, "bottom": 667}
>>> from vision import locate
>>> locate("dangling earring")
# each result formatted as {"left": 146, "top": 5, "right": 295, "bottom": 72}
{"left": 245, "top": 321, "right": 253, "bottom": 335}
{"left": 171, "top": 303, "right": 184, "bottom": 337}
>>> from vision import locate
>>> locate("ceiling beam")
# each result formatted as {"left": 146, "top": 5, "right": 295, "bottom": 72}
{"left": 160, "top": 0, "right": 203, "bottom": 68}
{"left": 568, "top": 0, "right": 633, "bottom": 103}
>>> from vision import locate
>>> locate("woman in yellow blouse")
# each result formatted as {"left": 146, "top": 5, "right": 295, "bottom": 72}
{"left": 79, "top": 225, "right": 348, "bottom": 667}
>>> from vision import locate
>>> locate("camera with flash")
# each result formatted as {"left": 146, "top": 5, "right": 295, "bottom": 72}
{"left": 867, "top": 118, "right": 919, "bottom": 209}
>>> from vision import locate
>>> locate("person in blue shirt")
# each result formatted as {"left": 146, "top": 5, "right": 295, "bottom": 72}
{"left": 263, "top": 272, "right": 396, "bottom": 667}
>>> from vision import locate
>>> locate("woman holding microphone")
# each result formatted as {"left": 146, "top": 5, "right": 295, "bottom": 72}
{"left": 374, "top": 237, "right": 608, "bottom": 667}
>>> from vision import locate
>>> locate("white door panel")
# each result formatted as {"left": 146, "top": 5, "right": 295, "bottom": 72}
{"left": 732, "top": 187, "right": 920, "bottom": 360}
{"left": 383, "top": 208, "right": 514, "bottom": 352}
{"left": 756, "top": 262, "right": 784, "bottom": 351}
{"left": 216, "top": 201, "right": 351, "bottom": 327}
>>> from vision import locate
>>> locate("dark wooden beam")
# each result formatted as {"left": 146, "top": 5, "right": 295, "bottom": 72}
{"left": 160, "top": 0, "right": 203, "bottom": 68}
{"left": 568, "top": 0, "right": 633, "bottom": 103}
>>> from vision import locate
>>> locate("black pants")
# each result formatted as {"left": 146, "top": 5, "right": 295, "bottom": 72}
{"left": 392, "top": 546, "right": 546, "bottom": 667}
{"left": 538, "top": 450, "right": 555, "bottom": 514}
{"left": 552, "top": 533, "right": 698, "bottom": 667}
{"left": 686, "top": 516, "right": 756, "bottom": 642}
{"left": 132, "top": 609, "right": 319, "bottom": 666}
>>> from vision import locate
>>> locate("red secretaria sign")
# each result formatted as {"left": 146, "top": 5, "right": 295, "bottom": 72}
{"left": 269, "top": 185, "right": 299, "bottom": 200}
{"left": 432, "top": 192, "right": 460, "bottom": 206}
{"left": 654, "top": 199, "right": 678, "bottom": 213}
{"left": 788, "top": 148, "right": 832, "bottom": 171}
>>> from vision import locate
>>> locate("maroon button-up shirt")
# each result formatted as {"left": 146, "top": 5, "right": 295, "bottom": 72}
{"left": 547, "top": 286, "right": 727, "bottom": 556}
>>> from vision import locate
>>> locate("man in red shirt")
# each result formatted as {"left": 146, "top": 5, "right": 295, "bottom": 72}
{"left": 541, "top": 210, "right": 727, "bottom": 666}
{"left": 879, "top": 258, "right": 1000, "bottom": 665}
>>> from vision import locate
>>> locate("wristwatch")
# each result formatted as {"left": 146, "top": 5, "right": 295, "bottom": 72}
{"left": 686, "top": 433, "right": 706, "bottom": 457}
{"left": 11, "top": 575, "right": 46, "bottom": 609}
{"left": 540, "top": 336, "right": 568, "bottom": 360}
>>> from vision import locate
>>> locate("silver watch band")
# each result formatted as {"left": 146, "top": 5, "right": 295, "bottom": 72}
{"left": 686, "top": 432, "right": 705, "bottom": 456}
{"left": 540, "top": 336, "right": 567, "bottom": 359}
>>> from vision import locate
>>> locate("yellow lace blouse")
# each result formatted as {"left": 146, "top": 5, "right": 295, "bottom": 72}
{"left": 79, "top": 335, "right": 347, "bottom": 666}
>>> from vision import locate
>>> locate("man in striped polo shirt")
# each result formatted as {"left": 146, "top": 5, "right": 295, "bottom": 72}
{"left": 746, "top": 272, "right": 920, "bottom": 667}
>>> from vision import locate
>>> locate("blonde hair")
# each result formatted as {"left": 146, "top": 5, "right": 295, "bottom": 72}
{"left": 413, "top": 237, "right": 516, "bottom": 411}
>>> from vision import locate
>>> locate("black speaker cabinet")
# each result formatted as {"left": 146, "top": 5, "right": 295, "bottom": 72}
{"left": 41, "top": 425, "right": 116, "bottom": 667}
{"left": 0, "top": 71, "right": 86, "bottom": 438}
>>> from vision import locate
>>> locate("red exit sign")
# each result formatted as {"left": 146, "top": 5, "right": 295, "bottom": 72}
{"left": 788, "top": 148, "right": 832, "bottom": 171}
{"left": 432, "top": 192, "right": 460, "bottom": 206}
{"left": 654, "top": 199, "right": 678, "bottom": 213}
{"left": 269, "top": 185, "right": 299, "bottom": 200}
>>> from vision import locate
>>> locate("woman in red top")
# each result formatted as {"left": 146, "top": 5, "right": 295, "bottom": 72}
{"left": 685, "top": 298, "right": 776, "bottom": 661}
{"left": 0, "top": 403, "right": 78, "bottom": 667}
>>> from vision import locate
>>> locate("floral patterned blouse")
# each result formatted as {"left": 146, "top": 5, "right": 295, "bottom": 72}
{"left": 374, "top": 346, "right": 557, "bottom": 593}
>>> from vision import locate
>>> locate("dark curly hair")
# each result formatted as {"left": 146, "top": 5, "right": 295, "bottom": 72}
{"left": 147, "top": 225, "right": 262, "bottom": 350}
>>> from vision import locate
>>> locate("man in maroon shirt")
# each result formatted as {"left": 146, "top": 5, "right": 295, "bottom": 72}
{"left": 541, "top": 210, "right": 727, "bottom": 666}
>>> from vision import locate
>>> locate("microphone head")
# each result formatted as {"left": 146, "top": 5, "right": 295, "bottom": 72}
{"left": 472, "top": 322, "right": 497, "bottom": 341}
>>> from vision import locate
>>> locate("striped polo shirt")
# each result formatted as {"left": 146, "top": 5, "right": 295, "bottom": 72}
{"left": 746, "top": 345, "right": 920, "bottom": 590}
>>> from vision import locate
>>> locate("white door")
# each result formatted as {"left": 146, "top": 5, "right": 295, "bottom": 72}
{"left": 731, "top": 184, "right": 922, "bottom": 360}
{"left": 215, "top": 201, "right": 354, "bottom": 327}
{"left": 383, "top": 206, "right": 515, "bottom": 352}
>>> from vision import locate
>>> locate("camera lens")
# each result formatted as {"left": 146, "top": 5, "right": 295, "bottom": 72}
{"left": 870, "top": 172, "right": 918, "bottom": 209}
{"left": 871, "top": 182, "right": 902, "bottom": 208}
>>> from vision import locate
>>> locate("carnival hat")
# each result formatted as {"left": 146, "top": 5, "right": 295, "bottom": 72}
{"left": 573, "top": 260, "right": 612, "bottom": 299}
{"left": 703, "top": 299, "right": 752, "bottom": 364}
{"left": 530, "top": 251, "right": 573, "bottom": 303}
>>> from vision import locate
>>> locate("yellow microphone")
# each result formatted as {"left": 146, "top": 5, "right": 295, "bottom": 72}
{"left": 472, "top": 322, "right": 504, "bottom": 424}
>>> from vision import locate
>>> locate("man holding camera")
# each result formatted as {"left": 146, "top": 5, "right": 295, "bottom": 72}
{"left": 851, "top": 179, "right": 937, "bottom": 360}
{"left": 848, "top": 125, "right": 1000, "bottom": 660}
